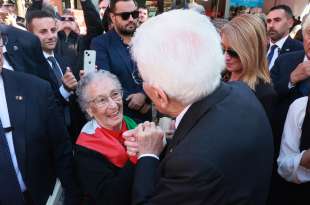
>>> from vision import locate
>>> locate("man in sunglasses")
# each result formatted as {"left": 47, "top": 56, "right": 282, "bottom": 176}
{"left": 91, "top": 0, "right": 152, "bottom": 123}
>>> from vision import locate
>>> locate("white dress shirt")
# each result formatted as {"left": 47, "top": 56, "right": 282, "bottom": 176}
{"left": 43, "top": 51, "right": 71, "bottom": 101}
{"left": 0, "top": 75, "right": 27, "bottom": 191}
{"left": 277, "top": 96, "right": 310, "bottom": 184}
{"left": 2, "top": 46, "right": 15, "bottom": 71}
{"left": 268, "top": 35, "right": 289, "bottom": 70}
{"left": 139, "top": 104, "right": 192, "bottom": 160}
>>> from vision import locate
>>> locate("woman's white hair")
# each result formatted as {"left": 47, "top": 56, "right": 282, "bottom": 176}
{"left": 131, "top": 9, "right": 225, "bottom": 105}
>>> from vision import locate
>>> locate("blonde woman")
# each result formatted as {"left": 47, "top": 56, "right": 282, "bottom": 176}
{"left": 221, "top": 14, "right": 277, "bottom": 122}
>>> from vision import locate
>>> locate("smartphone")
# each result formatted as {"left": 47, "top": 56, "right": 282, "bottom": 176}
{"left": 83, "top": 50, "right": 96, "bottom": 73}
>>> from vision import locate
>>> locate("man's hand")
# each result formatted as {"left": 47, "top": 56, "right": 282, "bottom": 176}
{"left": 126, "top": 93, "right": 146, "bottom": 110}
{"left": 124, "top": 122, "right": 166, "bottom": 158}
{"left": 62, "top": 67, "right": 78, "bottom": 91}
{"left": 290, "top": 61, "right": 310, "bottom": 85}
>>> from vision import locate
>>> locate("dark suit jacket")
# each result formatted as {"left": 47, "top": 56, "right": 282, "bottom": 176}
{"left": 46, "top": 54, "right": 85, "bottom": 142}
{"left": 0, "top": 24, "right": 50, "bottom": 81}
{"left": 1, "top": 69, "right": 78, "bottom": 205}
{"left": 272, "top": 36, "right": 303, "bottom": 58}
{"left": 75, "top": 145, "right": 135, "bottom": 205}
{"left": 270, "top": 50, "right": 306, "bottom": 155}
{"left": 133, "top": 82, "right": 274, "bottom": 205}
{"left": 91, "top": 30, "right": 151, "bottom": 122}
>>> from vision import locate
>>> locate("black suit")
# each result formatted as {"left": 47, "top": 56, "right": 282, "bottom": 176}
{"left": 278, "top": 36, "right": 303, "bottom": 56}
{"left": 1, "top": 69, "right": 78, "bottom": 205}
{"left": 0, "top": 24, "right": 50, "bottom": 81}
{"left": 133, "top": 82, "right": 274, "bottom": 205}
{"left": 268, "top": 50, "right": 307, "bottom": 205}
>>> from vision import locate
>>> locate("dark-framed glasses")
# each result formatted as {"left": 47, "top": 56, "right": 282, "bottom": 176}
{"left": 88, "top": 89, "right": 123, "bottom": 108}
{"left": 114, "top": 10, "right": 139, "bottom": 21}
{"left": 222, "top": 47, "right": 239, "bottom": 58}
{"left": 60, "top": 16, "right": 75, "bottom": 21}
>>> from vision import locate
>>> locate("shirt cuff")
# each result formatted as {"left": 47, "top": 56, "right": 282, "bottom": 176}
{"left": 296, "top": 150, "right": 310, "bottom": 183}
{"left": 59, "top": 85, "right": 71, "bottom": 101}
{"left": 288, "top": 81, "right": 295, "bottom": 89}
{"left": 138, "top": 154, "right": 159, "bottom": 160}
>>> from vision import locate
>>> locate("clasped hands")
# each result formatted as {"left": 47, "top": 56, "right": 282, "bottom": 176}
{"left": 123, "top": 121, "right": 166, "bottom": 158}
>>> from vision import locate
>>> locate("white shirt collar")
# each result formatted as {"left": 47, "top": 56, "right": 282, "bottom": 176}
{"left": 175, "top": 104, "right": 191, "bottom": 129}
{"left": 43, "top": 51, "right": 55, "bottom": 59}
{"left": 304, "top": 55, "right": 308, "bottom": 62}
{"left": 270, "top": 35, "right": 289, "bottom": 50}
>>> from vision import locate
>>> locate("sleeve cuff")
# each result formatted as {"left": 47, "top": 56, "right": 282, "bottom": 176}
{"left": 288, "top": 81, "right": 295, "bottom": 89}
{"left": 138, "top": 154, "right": 159, "bottom": 160}
{"left": 59, "top": 85, "right": 71, "bottom": 101}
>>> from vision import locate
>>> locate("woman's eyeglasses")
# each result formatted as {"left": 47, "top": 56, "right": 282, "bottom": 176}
{"left": 114, "top": 10, "right": 139, "bottom": 21}
{"left": 88, "top": 90, "right": 123, "bottom": 108}
{"left": 222, "top": 47, "right": 239, "bottom": 58}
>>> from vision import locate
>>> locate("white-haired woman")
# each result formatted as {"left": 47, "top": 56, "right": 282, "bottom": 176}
{"left": 75, "top": 70, "right": 137, "bottom": 205}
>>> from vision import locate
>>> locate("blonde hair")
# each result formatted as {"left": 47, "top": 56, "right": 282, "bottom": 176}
{"left": 221, "top": 14, "right": 271, "bottom": 90}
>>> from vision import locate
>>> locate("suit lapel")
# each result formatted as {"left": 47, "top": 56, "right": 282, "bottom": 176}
{"left": 111, "top": 30, "right": 133, "bottom": 74}
{"left": 162, "top": 83, "right": 231, "bottom": 162}
{"left": 280, "top": 37, "right": 293, "bottom": 54}
{"left": 2, "top": 69, "right": 27, "bottom": 180}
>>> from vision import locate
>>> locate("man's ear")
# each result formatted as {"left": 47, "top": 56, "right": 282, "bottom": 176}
{"left": 143, "top": 83, "right": 169, "bottom": 108}
{"left": 288, "top": 17, "right": 294, "bottom": 29}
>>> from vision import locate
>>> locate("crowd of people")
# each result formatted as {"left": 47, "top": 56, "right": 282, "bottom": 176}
{"left": 0, "top": 0, "right": 309, "bottom": 204}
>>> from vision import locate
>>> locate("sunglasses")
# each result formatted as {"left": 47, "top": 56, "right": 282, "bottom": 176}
{"left": 222, "top": 47, "right": 239, "bottom": 58}
{"left": 114, "top": 10, "right": 139, "bottom": 21}
{"left": 60, "top": 17, "right": 75, "bottom": 21}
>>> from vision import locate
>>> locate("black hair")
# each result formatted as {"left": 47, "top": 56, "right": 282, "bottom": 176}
{"left": 26, "top": 10, "right": 55, "bottom": 30}
{"left": 268, "top": 4, "right": 293, "bottom": 18}
{"left": 109, "top": 0, "right": 137, "bottom": 12}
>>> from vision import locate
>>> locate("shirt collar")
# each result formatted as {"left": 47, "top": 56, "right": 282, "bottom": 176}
{"left": 304, "top": 55, "right": 308, "bottom": 62}
{"left": 43, "top": 51, "right": 55, "bottom": 59}
{"left": 270, "top": 35, "right": 289, "bottom": 49}
{"left": 175, "top": 104, "right": 191, "bottom": 129}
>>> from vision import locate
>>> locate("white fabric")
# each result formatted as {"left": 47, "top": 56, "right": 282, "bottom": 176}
{"left": 268, "top": 35, "right": 289, "bottom": 69}
{"left": 0, "top": 75, "right": 27, "bottom": 191}
{"left": 277, "top": 96, "right": 310, "bottom": 183}
{"left": 43, "top": 51, "right": 71, "bottom": 100}
{"left": 175, "top": 104, "right": 191, "bottom": 129}
{"left": 3, "top": 46, "right": 14, "bottom": 71}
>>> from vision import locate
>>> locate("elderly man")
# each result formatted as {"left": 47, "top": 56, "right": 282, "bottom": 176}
{"left": 124, "top": 10, "right": 273, "bottom": 205}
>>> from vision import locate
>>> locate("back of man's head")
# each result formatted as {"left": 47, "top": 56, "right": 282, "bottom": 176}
{"left": 26, "top": 10, "right": 55, "bottom": 31}
{"left": 131, "top": 10, "right": 224, "bottom": 105}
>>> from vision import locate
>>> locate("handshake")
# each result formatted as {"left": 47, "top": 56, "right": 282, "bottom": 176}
{"left": 123, "top": 121, "right": 169, "bottom": 158}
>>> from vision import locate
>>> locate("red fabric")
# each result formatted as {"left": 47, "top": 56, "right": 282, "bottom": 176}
{"left": 76, "top": 120, "right": 137, "bottom": 168}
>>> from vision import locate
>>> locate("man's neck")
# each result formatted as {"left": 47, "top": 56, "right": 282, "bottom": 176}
{"left": 270, "top": 33, "right": 289, "bottom": 44}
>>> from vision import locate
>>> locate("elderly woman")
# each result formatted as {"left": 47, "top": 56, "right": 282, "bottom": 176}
{"left": 221, "top": 14, "right": 277, "bottom": 122}
{"left": 75, "top": 70, "right": 137, "bottom": 205}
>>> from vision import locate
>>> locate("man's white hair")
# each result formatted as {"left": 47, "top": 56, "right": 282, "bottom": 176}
{"left": 302, "top": 13, "right": 310, "bottom": 33}
{"left": 131, "top": 9, "right": 225, "bottom": 105}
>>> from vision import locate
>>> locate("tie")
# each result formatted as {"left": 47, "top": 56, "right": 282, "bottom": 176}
{"left": 267, "top": 45, "right": 278, "bottom": 66}
{"left": 47, "top": 56, "right": 63, "bottom": 87}
{"left": 299, "top": 78, "right": 310, "bottom": 96}
{"left": 0, "top": 119, "right": 24, "bottom": 204}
